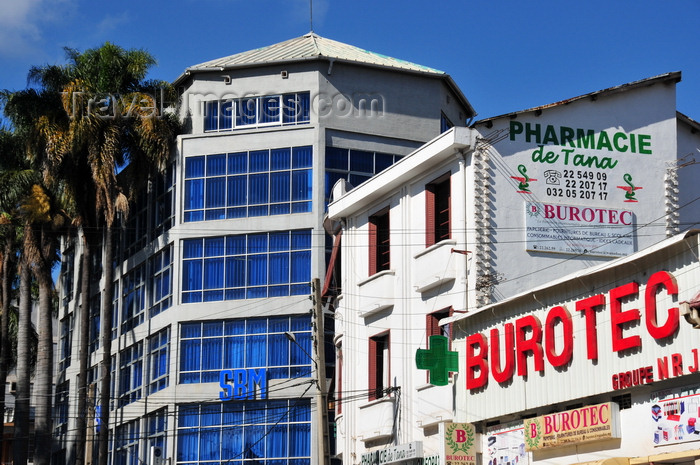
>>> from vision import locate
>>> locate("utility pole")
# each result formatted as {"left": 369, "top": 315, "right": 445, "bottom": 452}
{"left": 312, "top": 278, "right": 330, "bottom": 465}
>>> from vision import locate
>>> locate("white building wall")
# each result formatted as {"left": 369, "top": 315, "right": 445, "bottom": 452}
{"left": 330, "top": 129, "right": 474, "bottom": 464}
{"left": 470, "top": 77, "right": 688, "bottom": 303}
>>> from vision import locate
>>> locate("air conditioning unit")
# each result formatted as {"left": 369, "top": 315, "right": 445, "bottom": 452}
{"left": 149, "top": 445, "right": 164, "bottom": 465}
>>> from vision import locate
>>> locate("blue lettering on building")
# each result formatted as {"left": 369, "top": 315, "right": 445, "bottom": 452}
{"left": 219, "top": 368, "right": 268, "bottom": 401}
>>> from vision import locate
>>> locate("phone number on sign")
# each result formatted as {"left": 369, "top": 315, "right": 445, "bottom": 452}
{"left": 544, "top": 169, "right": 608, "bottom": 200}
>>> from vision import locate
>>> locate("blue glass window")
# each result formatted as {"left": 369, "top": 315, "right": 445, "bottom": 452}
{"left": 149, "top": 244, "right": 173, "bottom": 317}
{"left": 441, "top": 112, "right": 454, "bottom": 133}
{"left": 181, "top": 230, "right": 310, "bottom": 303}
{"left": 177, "top": 400, "right": 311, "bottom": 465}
{"left": 184, "top": 146, "right": 312, "bottom": 223}
{"left": 178, "top": 316, "right": 312, "bottom": 384}
{"left": 205, "top": 92, "right": 310, "bottom": 132}
{"left": 148, "top": 328, "right": 170, "bottom": 394}
{"left": 114, "top": 419, "right": 140, "bottom": 465}
{"left": 121, "top": 264, "right": 145, "bottom": 332}
{"left": 118, "top": 342, "right": 143, "bottom": 407}
{"left": 146, "top": 408, "right": 168, "bottom": 454}
{"left": 324, "top": 146, "right": 403, "bottom": 203}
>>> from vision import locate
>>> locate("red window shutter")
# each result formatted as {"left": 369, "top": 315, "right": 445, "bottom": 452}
{"left": 369, "top": 219, "right": 378, "bottom": 275}
{"left": 436, "top": 177, "right": 451, "bottom": 242}
{"left": 426, "top": 313, "right": 439, "bottom": 338}
{"left": 368, "top": 338, "right": 377, "bottom": 401}
{"left": 426, "top": 185, "right": 436, "bottom": 247}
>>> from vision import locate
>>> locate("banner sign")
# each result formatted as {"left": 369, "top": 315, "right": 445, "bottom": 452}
{"left": 649, "top": 384, "right": 700, "bottom": 446}
{"left": 443, "top": 423, "right": 477, "bottom": 465}
{"left": 361, "top": 442, "right": 424, "bottom": 465}
{"left": 525, "top": 201, "right": 634, "bottom": 257}
{"left": 484, "top": 422, "right": 527, "bottom": 465}
{"left": 523, "top": 402, "right": 620, "bottom": 451}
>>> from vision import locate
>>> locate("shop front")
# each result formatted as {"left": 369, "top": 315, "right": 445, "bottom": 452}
{"left": 451, "top": 231, "right": 700, "bottom": 465}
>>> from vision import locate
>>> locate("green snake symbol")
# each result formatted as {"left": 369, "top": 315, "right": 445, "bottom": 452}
{"left": 623, "top": 173, "right": 636, "bottom": 200}
{"left": 518, "top": 165, "right": 530, "bottom": 192}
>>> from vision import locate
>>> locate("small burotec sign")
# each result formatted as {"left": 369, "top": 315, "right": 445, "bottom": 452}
{"left": 523, "top": 402, "right": 620, "bottom": 451}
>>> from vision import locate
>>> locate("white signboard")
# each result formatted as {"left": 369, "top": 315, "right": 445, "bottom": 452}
{"left": 361, "top": 442, "right": 424, "bottom": 465}
{"left": 524, "top": 201, "right": 634, "bottom": 257}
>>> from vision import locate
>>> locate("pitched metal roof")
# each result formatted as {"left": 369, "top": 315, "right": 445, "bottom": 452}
{"left": 174, "top": 33, "right": 476, "bottom": 118}
{"left": 179, "top": 32, "right": 445, "bottom": 77}
{"left": 180, "top": 32, "right": 445, "bottom": 75}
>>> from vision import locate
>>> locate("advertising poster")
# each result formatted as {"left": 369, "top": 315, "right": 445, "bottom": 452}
{"left": 649, "top": 384, "right": 700, "bottom": 446}
{"left": 524, "top": 201, "right": 634, "bottom": 257}
{"left": 505, "top": 120, "right": 659, "bottom": 258}
{"left": 484, "top": 422, "right": 527, "bottom": 465}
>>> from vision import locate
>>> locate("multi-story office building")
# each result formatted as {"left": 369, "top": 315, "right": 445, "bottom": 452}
{"left": 53, "top": 33, "right": 475, "bottom": 465}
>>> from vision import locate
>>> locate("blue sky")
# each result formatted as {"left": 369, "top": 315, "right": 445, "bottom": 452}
{"left": 1, "top": 0, "right": 699, "bottom": 121}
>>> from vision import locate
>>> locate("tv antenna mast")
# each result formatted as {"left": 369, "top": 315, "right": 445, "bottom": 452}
{"left": 310, "top": 0, "right": 314, "bottom": 32}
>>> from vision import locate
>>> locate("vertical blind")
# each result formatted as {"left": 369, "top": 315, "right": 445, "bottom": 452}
{"left": 182, "top": 230, "right": 311, "bottom": 303}
{"left": 185, "top": 146, "right": 312, "bottom": 222}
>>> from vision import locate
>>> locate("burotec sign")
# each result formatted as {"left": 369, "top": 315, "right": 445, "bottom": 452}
{"left": 443, "top": 423, "right": 477, "bottom": 465}
{"left": 523, "top": 402, "right": 620, "bottom": 451}
{"left": 466, "top": 270, "right": 690, "bottom": 391}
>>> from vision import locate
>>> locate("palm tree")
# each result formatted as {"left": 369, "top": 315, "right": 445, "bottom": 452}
{"left": 1, "top": 87, "right": 69, "bottom": 465}
{"left": 29, "top": 42, "right": 179, "bottom": 465}
{"left": 0, "top": 129, "right": 22, "bottom": 446}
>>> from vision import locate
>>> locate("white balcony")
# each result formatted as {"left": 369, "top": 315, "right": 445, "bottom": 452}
{"left": 357, "top": 270, "right": 395, "bottom": 318}
{"left": 413, "top": 240, "right": 458, "bottom": 293}
{"left": 359, "top": 396, "right": 396, "bottom": 442}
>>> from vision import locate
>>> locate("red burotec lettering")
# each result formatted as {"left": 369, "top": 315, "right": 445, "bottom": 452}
{"left": 466, "top": 271, "right": 679, "bottom": 390}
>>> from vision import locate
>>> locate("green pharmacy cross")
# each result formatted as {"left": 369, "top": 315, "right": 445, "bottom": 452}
{"left": 415, "top": 335, "right": 459, "bottom": 386}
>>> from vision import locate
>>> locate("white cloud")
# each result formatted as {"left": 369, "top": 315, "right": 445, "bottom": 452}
{"left": 95, "top": 11, "right": 130, "bottom": 37}
{"left": 0, "top": 0, "right": 74, "bottom": 57}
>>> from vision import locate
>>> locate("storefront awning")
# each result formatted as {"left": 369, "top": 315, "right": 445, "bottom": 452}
{"left": 574, "top": 458, "right": 629, "bottom": 465}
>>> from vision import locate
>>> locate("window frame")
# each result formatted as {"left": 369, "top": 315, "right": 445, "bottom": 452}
{"left": 183, "top": 147, "right": 313, "bottom": 223}
{"left": 368, "top": 208, "right": 390, "bottom": 276}
{"left": 148, "top": 327, "right": 170, "bottom": 394}
{"left": 368, "top": 331, "right": 390, "bottom": 401}
{"left": 117, "top": 342, "right": 144, "bottom": 408}
{"left": 149, "top": 244, "right": 173, "bottom": 318}
{"left": 178, "top": 316, "right": 313, "bottom": 384}
{"left": 204, "top": 92, "right": 310, "bottom": 132}
{"left": 181, "top": 230, "right": 312, "bottom": 303}
{"left": 176, "top": 400, "right": 311, "bottom": 464}
{"left": 426, "top": 307, "right": 453, "bottom": 382}
{"left": 426, "top": 172, "right": 451, "bottom": 247}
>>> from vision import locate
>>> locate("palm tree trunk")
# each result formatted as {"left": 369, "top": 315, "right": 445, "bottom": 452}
{"left": 0, "top": 246, "right": 13, "bottom": 447}
{"left": 98, "top": 224, "right": 113, "bottom": 465}
{"left": 32, "top": 227, "right": 55, "bottom": 465}
{"left": 13, "top": 256, "right": 31, "bottom": 465}
{"left": 74, "top": 230, "right": 94, "bottom": 465}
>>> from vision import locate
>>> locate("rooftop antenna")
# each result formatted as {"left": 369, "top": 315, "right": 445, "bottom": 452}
{"left": 310, "top": 0, "right": 314, "bottom": 32}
